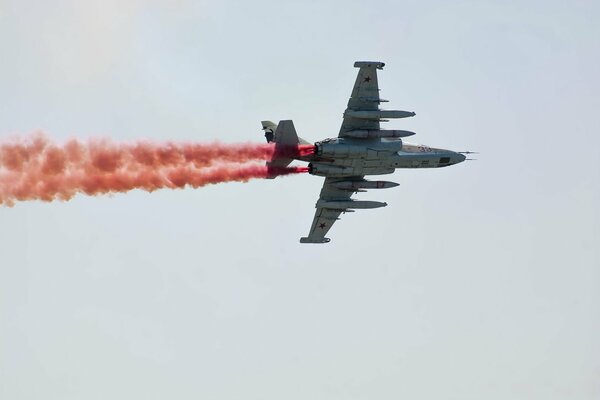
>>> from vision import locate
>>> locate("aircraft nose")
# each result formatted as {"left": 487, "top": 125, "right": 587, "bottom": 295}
{"left": 455, "top": 153, "right": 466, "bottom": 164}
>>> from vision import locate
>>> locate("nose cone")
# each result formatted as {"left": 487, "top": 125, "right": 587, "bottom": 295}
{"left": 454, "top": 153, "right": 466, "bottom": 164}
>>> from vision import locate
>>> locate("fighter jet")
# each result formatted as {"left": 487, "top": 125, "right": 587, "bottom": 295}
{"left": 261, "top": 61, "right": 467, "bottom": 244}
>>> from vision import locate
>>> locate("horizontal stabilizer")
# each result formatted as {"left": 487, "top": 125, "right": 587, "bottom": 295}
{"left": 265, "top": 158, "right": 293, "bottom": 179}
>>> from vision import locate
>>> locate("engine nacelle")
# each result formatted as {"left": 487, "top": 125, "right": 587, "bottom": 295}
{"left": 315, "top": 143, "right": 369, "bottom": 159}
{"left": 307, "top": 163, "right": 356, "bottom": 177}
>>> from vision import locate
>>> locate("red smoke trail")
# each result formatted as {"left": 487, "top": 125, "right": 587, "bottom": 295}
{"left": 0, "top": 134, "right": 311, "bottom": 206}
{"left": 274, "top": 144, "right": 316, "bottom": 158}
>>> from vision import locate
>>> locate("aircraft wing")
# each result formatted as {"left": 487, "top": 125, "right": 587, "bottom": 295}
{"left": 300, "top": 61, "right": 392, "bottom": 243}
{"left": 300, "top": 177, "right": 363, "bottom": 244}
{"left": 338, "top": 61, "right": 385, "bottom": 137}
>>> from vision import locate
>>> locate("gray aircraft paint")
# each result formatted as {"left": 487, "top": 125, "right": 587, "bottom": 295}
{"left": 263, "top": 61, "right": 466, "bottom": 243}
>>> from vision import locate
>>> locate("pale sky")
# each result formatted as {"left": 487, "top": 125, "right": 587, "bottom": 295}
{"left": 0, "top": 1, "right": 598, "bottom": 399}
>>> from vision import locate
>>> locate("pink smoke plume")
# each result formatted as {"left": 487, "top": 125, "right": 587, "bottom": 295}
{"left": 0, "top": 133, "right": 313, "bottom": 206}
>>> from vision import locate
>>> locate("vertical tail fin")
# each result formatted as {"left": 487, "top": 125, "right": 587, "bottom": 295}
{"left": 261, "top": 120, "right": 302, "bottom": 179}
{"left": 273, "top": 120, "right": 300, "bottom": 145}
{"left": 261, "top": 119, "right": 310, "bottom": 145}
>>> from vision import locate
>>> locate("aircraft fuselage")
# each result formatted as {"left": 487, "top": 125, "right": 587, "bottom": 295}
{"left": 298, "top": 137, "right": 466, "bottom": 177}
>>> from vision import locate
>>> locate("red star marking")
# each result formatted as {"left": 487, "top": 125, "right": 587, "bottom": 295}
{"left": 364, "top": 76, "right": 371, "bottom": 82}
{"left": 319, "top": 223, "right": 327, "bottom": 229}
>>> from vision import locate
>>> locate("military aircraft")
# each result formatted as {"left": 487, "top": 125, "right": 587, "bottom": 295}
{"left": 261, "top": 61, "right": 468, "bottom": 244}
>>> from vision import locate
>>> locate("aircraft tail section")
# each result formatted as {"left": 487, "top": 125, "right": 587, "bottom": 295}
{"left": 266, "top": 120, "right": 296, "bottom": 178}
{"left": 261, "top": 120, "right": 310, "bottom": 145}
{"left": 261, "top": 119, "right": 310, "bottom": 179}
{"left": 273, "top": 120, "right": 300, "bottom": 146}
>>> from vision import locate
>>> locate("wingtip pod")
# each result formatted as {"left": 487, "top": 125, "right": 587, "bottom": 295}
{"left": 354, "top": 61, "right": 385, "bottom": 69}
{"left": 300, "top": 237, "right": 331, "bottom": 244}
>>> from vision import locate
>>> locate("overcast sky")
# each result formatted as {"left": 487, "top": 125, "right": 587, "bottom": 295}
{"left": 1, "top": 1, "right": 598, "bottom": 399}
